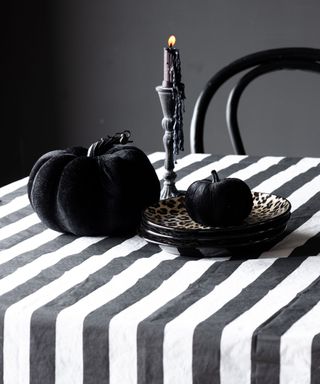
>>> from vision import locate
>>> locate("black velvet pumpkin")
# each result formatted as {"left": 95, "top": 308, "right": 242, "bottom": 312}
{"left": 185, "top": 170, "right": 253, "bottom": 226}
{"left": 28, "top": 132, "right": 160, "bottom": 236}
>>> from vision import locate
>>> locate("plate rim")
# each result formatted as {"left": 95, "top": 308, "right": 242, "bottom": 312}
{"left": 139, "top": 221, "right": 288, "bottom": 248}
{"left": 143, "top": 191, "right": 291, "bottom": 234}
{"left": 140, "top": 226, "right": 287, "bottom": 251}
{"left": 140, "top": 215, "right": 290, "bottom": 242}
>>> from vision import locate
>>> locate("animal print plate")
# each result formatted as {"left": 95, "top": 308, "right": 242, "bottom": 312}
{"left": 142, "top": 192, "right": 291, "bottom": 236}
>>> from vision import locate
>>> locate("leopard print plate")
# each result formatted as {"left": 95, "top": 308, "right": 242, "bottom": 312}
{"left": 143, "top": 192, "right": 291, "bottom": 233}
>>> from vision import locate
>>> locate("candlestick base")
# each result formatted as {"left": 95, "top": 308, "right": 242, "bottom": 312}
{"left": 156, "top": 85, "right": 181, "bottom": 200}
{"left": 160, "top": 179, "right": 180, "bottom": 200}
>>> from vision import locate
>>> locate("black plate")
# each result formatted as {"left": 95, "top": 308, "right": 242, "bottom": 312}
{"left": 139, "top": 226, "right": 287, "bottom": 257}
{"left": 140, "top": 219, "right": 288, "bottom": 244}
{"left": 139, "top": 220, "right": 287, "bottom": 249}
{"left": 142, "top": 212, "right": 290, "bottom": 240}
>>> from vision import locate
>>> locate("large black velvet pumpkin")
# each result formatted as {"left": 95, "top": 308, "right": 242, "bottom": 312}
{"left": 28, "top": 132, "right": 160, "bottom": 236}
{"left": 185, "top": 170, "right": 253, "bottom": 226}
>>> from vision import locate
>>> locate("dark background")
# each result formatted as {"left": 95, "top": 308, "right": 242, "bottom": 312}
{"left": 3, "top": 0, "right": 320, "bottom": 187}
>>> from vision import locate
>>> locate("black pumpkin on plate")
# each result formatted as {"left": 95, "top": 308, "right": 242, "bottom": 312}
{"left": 185, "top": 170, "right": 253, "bottom": 227}
{"left": 28, "top": 131, "right": 160, "bottom": 236}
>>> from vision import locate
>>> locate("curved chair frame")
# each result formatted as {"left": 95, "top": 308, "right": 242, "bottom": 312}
{"left": 190, "top": 48, "right": 320, "bottom": 154}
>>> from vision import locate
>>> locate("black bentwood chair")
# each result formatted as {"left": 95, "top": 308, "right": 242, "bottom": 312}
{"left": 190, "top": 47, "right": 320, "bottom": 155}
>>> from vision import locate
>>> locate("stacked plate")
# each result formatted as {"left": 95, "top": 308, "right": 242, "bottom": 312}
{"left": 139, "top": 191, "right": 291, "bottom": 256}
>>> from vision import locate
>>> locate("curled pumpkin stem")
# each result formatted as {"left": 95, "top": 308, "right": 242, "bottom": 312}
{"left": 87, "top": 130, "right": 132, "bottom": 157}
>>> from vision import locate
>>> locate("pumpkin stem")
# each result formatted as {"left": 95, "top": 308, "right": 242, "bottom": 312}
{"left": 87, "top": 130, "right": 132, "bottom": 157}
{"left": 211, "top": 170, "right": 220, "bottom": 183}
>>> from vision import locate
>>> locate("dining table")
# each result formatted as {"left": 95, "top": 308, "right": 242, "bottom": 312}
{"left": 0, "top": 151, "right": 319, "bottom": 384}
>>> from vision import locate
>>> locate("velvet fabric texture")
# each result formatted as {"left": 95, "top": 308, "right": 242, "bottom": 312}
{"left": 28, "top": 145, "right": 160, "bottom": 236}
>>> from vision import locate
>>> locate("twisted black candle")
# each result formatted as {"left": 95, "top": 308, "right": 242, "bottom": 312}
{"left": 163, "top": 36, "right": 186, "bottom": 156}
{"left": 171, "top": 49, "right": 185, "bottom": 155}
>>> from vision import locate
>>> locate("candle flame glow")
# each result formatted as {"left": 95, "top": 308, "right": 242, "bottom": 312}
{"left": 168, "top": 35, "right": 176, "bottom": 48}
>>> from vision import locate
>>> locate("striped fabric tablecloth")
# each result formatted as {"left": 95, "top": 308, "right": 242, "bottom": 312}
{"left": 0, "top": 152, "right": 320, "bottom": 384}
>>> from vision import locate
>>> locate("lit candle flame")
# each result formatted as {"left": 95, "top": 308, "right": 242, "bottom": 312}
{"left": 168, "top": 35, "right": 176, "bottom": 48}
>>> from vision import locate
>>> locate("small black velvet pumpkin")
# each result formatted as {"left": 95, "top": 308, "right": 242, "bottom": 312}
{"left": 28, "top": 131, "right": 160, "bottom": 236}
{"left": 185, "top": 170, "right": 253, "bottom": 226}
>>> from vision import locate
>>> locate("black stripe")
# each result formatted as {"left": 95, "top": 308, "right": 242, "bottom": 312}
{"left": 227, "top": 159, "right": 319, "bottom": 259}
{"left": 0, "top": 237, "right": 116, "bottom": 382}
{"left": 0, "top": 154, "right": 317, "bottom": 384}
{"left": 286, "top": 192, "right": 320, "bottom": 235}
{"left": 215, "top": 156, "right": 255, "bottom": 178}
{"left": 158, "top": 154, "right": 220, "bottom": 190}
{"left": 192, "top": 256, "right": 307, "bottom": 384}
{"left": 0, "top": 223, "right": 46, "bottom": 251}
{"left": 174, "top": 154, "right": 251, "bottom": 183}
{"left": 82, "top": 255, "right": 194, "bottom": 384}
{"left": 151, "top": 159, "right": 165, "bottom": 169}
{"left": 273, "top": 164, "right": 320, "bottom": 198}
{"left": 289, "top": 232, "right": 320, "bottom": 258}
{"left": 0, "top": 205, "right": 34, "bottom": 229}
{"left": 200, "top": 155, "right": 259, "bottom": 180}
{"left": 135, "top": 259, "right": 242, "bottom": 384}
{"left": 153, "top": 154, "right": 214, "bottom": 180}
{"left": 311, "top": 332, "right": 320, "bottom": 384}
{"left": 245, "top": 157, "right": 301, "bottom": 190}
{"left": 0, "top": 233, "right": 73, "bottom": 278}
{"left": 0, "top": 184, "right": 28, "bottom": 202}
{"left": 252, "top": 273, "right": 320, "bottom": 384}
{"left": 134, "top": 156, "right": 319, "bottom": 383}
{"left": 29, "top": 242, "right": 158, "bottom": 384}
{"left": 72, "top": 155, "right": 271, "bottom": 383}
{"left": 158, "top": 154, "right": 251, "bottom": 193}
{"left": 173, "top": 154, "right": 221, "bottom": 181}
{"left": 229, "top": 166, "right": 320, "bottom": 257}
{"left": 192, "top": 166, "right": 320, "bottom": 383}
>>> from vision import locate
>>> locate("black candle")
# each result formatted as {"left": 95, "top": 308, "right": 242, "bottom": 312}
{"left": 162, "top": 35, "right": 186, "bottom": 155}
{"left": 163, "top": 35, "right": 177, "bottom": 87}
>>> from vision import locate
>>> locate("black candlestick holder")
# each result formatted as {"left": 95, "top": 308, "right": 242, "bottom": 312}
{"left": 156, "top": 85, "right": 180, "bottom": 200}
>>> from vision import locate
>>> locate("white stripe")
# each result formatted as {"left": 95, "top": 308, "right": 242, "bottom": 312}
{"left": 0, "top": 213, "right": 40, "bottom": 242}
{"left": 259, "top": 174, "right": 320, "bottom": 259}
{"left": 155, "top": 153, "right": 210, "bottom": 179}
{"left": 261, "top": 210, "right": 320, "bottom": 258}
{"left": 163, "top": 258, "right": 275, "bottom": 384}
{"left": 229, "top": 156, "right": 284, "bottom": 181}
{"left": 253, "top": 157, "right": 320, "bottom": 193}
{"left": 281, "top": 174, "right": 320, "bottom": 212}
{"left": 220, "top": 256, "right": 320, "bottom": 384}
{"left": 216, "top": 170, "right": 320, "bottom": 383}
{"left": 55, "top": 250, "right": 177, "bottom": 384}
{"left": 147, "top": 152, "right": 166, "bottom": 163}
{"left": 0, "top": 194, "right": 30, "bottom": 219}
{"left": 109, "top": 257, "right": 219, "bottom": 384}
{"left": 0, "top": 229, "right": 61, "bottom": 263}
{"left": 280, "top": 295, "right": 320, "bottom": 384}
{"left": 164, "top": 156, "right": 292, "bottom": 384}
{"left": 0, "top": 236, "right": 104, "bottom": 299}
{"left": 0, "top": 153, "right": 318, "bottom": 384}
{"left": 0, "top": 177, "right": 28, "bottom": 198}
{"left": 3, "top": 236, "right": 146, "bottom": 384}
{"left": 176, "top": 155, "right": 247, "bottom": 190}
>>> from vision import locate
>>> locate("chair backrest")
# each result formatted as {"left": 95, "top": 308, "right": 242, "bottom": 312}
{"left": 190, "top": 48, "right": 320, "bottom": 154}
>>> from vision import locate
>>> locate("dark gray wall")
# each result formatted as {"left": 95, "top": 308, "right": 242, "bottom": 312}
{"left": 4, "top": 0, "right": 320, "bottom": 186}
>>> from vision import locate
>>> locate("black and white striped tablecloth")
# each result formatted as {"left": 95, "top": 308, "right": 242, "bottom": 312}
{"left": 0, "top": 152, "right": 320, "bottom": 384}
